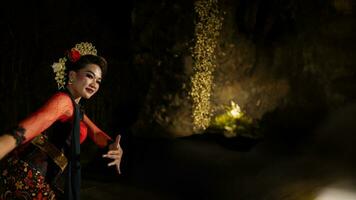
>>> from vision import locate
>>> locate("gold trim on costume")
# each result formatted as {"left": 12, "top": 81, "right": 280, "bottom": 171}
{"left": 31, "top": 135, "right": 68, "bottom": 172}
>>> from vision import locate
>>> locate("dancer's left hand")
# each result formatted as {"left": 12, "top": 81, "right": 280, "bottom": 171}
{"left": 103, "top": 134, "right": 123, "bottom": 174}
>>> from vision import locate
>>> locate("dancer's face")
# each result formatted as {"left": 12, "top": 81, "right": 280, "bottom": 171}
{"left": 69, "top": 64, "right": 102, "bottom": 99}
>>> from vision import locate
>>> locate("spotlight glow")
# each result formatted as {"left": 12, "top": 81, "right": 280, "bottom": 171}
{"left": 229, "top": 101, "right": 242, "bottom": 118}
{"left": 316, "top": 187, "right": 356, "bottom": 200}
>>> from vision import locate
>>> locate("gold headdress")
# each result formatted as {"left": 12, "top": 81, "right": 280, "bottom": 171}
{"left": 51, "top": 42, "right": 98, "bottom": 89}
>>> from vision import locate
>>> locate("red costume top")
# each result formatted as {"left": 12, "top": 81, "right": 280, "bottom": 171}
{"left": 0, "top": 91, "right": 113, "bottom": 199}
{"left": 18, "top": 92, "right": 112, "bottom": 147}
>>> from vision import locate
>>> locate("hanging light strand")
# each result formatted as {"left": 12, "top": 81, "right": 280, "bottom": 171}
{"left": 190, "top": 0, "right": 223, "bottom": 132}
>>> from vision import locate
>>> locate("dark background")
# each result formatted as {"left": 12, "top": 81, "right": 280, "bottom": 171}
{"left": 1, "top": 0, "right": 356, "bottom": 199}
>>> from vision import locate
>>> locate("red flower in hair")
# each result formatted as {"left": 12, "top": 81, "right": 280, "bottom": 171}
{"left": 68, "top": 49, "right": 81, "bottom": 62}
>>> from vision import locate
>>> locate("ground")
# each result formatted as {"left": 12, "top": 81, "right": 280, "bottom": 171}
{"left": 81, "top": 134, "right": 356, "bottom": 200}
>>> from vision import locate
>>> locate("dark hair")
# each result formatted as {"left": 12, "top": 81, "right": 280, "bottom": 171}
{"left": 65, "top": 54, "right": 108, "bottom": 77}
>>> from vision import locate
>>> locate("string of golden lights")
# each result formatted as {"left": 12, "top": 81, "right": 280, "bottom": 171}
{"left": 190, "top": 0, "right": 223, "bottom": 132}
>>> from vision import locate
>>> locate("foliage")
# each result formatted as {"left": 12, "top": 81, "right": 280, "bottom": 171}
{"left": 209, "top": 101, "right": 262, "bottom": 138}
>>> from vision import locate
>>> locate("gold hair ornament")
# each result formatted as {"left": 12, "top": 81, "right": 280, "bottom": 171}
{"left": 51, "top": 42, "right": 98, "bottom": 89}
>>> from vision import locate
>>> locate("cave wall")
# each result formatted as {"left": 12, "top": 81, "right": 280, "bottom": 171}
{"left": 131, "top": 0, "right": 356, "bottom": 138}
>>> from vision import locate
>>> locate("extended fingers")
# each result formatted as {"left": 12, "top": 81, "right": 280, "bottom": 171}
{"left": 103, "top": 134, "right": 123, "bottom": 174}
{"left": 106, "top": 150, "right": 122, "bottom": 155}
{"left": 108, "top": 160, "right": 122, "bottom": 174}
{"left": 109, "top": 143, "right": 122, "bottom": 151}
{"left": 108, "top": 160, "right": 120, "bottom": 166}
{"left": 115, "top": 135, "right": 121, "bottom": 147}
{"left": 103, "top": 154, "right": 121, "bottom": 159}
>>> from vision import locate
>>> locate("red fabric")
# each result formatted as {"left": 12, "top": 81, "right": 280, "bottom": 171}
{"left": 79, "top": 121, "right": 88, "bottom": 144}
{"left": 18, "top": 92, "right": 111, "bottom": 147}
{"left": 83, "top": 114, "right": 112, "bottom": 147}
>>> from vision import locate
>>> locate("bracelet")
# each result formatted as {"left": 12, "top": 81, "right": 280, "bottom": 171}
{"left": 9, "top": 126, "right": 26, "bottom": 146}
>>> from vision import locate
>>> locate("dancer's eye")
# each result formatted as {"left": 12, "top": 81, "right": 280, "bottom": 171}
{"left": 86, "top": 73, "right": 94, "bottom": 79}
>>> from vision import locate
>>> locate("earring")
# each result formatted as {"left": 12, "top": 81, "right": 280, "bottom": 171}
{"left": 69, "top": 79, "right": 74, "bottom": 84}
